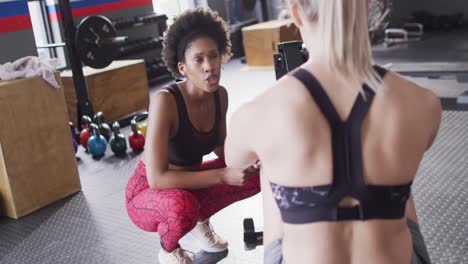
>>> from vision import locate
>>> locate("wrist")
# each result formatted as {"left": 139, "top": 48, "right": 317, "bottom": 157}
{"left": 218, "top": 169, "right": 226, "bottom": 184}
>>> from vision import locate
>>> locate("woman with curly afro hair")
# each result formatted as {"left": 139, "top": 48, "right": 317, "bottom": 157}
{"left": 125, "top": 8, "right": 260, "bottom": 264}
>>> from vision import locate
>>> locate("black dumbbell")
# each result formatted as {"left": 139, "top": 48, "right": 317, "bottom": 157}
{"left": 243, "top": 218, "right": 263, "bottom": 251}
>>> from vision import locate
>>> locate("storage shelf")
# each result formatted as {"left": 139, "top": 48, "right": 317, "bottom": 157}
{"left": 114, "top": 12, "right": 170, "bottom": 86}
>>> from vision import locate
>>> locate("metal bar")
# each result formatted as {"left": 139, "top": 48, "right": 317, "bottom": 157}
{"left": 37, "top": 43, "right": 66, "bottom": 49}
{"left": 99, "top": 36, "right": 127, "bottom": 45}
{"left": 57, "top": 0, "right": 94, "bottom": 128}
{"left": 39, "top": 0, "right": 57, "bottom": 58}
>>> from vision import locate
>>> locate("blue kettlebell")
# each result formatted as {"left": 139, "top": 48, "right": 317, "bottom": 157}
{"left": 88, "top": 123, "right": 107, "bottom": 159}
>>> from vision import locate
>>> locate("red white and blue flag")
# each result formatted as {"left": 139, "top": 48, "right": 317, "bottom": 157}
{"left": 0, "top": 0, "right": 152, "bottom": 33}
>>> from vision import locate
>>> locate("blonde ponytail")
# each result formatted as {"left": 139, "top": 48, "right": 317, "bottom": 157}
{"left": 294, "top": 0, "right": 382, "bottom": 92}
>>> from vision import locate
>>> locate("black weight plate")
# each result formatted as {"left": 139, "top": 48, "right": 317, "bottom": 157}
{"left": 76, "top": 15, "right": 118, "bottom": 69}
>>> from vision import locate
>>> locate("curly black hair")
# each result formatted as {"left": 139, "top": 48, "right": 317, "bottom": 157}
{"left": 162, "top": 8, "right": 232, "bottom": 79}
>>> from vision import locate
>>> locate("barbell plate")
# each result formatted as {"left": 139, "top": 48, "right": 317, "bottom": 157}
{"left": 76, "top": 15, "right": 119, "bottom": 69}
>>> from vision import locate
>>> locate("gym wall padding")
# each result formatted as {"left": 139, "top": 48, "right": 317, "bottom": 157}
{"left": 45, "top": 0, "right": 154, "bottom": 22}
{"left": 0, "top": 0, "right": 38, "bottom": 64}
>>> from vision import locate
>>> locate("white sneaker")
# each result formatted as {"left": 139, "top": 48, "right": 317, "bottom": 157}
{"left": 158, "top": 247, "right": 193, "bottom": 264}
{"left": 188, "top": 219, "right": 228, "bottom": 252}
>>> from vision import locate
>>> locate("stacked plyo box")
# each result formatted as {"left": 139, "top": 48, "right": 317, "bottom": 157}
{"left": 0, "top": 74, "right": 81, "bottom": 219}
{"left": 242, "top": 19, "right": 302, "bottom": 67}
{"left": 61, "top": 59, "right": 150, "bottom": 127}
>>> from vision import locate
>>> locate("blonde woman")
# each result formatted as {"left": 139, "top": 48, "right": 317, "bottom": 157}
{"left": 225, "top": 0, "right": 441, "bottom": 264}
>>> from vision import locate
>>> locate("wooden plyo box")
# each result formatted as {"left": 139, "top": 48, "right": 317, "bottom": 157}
{"left": 0, "top": 74, "right": 81, "bottom": 219}
{"left": 61, "top": 60, "right": 150, "bottom": 127}
{"left": 242, "top": 19, "right": 302, "bottom": 67}
{"left": 242, "top": 20, "right": 301, "bottom": 66}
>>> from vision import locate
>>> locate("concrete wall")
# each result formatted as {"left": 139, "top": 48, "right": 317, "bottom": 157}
{"left": 0, "top": 31, "right": 38, "bottom": 65}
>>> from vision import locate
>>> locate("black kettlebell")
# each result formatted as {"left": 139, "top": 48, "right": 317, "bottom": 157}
{"left": 109, "top": 122, "right": 127, "bottom": 157}
{"left": 93, "top": 111, "right": 111, "bottom": 141}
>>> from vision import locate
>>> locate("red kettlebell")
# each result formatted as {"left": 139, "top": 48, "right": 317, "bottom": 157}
{"left": 80, "top": 115, "right": 92, "bottom": 149}
{"left": 129, "top": 119, "right": 145, "bottom": 152}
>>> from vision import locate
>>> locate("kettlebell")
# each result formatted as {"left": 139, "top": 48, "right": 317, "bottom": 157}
{"left": 109, "top": 122, "right": 127, "bottom": 157}
{"left": 88, "top": 123, "right": 107, "bottom": 159}
{"left": 132, "top": 111, "right": 148, "bottom": 137}
{"left": 93, "top": 111, "right": 111, "bottom": 141}
{"left": 129, "top": 119, "right": 145, "bottom": 153}
{"left": 80, "top": 115, "right": 92, "bottom": 149}
{"left": 69, "top": 122, "right": 78, "bottom": 153}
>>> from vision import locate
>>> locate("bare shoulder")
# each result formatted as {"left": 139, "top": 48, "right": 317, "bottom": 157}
{"left": 149, "top": 88, "right": 178, "bottom": 120}
{"left": 229, "top": 75, "right": 308, "bottom": 136}
{"left": 229, "top": 99, "right": 255, "bottom": 127}
{"left": 383, "top": 71, "right": 442, "bottom": 117}
{"left": 151, "top": 88, "right": 176, "bottom": 105}
{"left": 254, "top": 73, "right": 313, "bottom": 114}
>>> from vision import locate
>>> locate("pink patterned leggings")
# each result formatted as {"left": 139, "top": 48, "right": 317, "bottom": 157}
{"left": 125, "top": 158, "right": 260, "bottom": 252}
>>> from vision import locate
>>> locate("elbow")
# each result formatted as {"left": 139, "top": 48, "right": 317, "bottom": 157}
{"left": 148, "top": 181, "right": 163, "bottom": 190}
{"left": 147, "top": 172, "right": 167, "bottom": 190}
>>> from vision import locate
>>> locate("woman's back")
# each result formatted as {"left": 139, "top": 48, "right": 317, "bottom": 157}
{"left": 246, "top": 63, "right": 441, "bottom": 264}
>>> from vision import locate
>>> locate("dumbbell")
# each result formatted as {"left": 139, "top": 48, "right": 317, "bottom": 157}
{"left": 402, "top": 23, "right": 424, "bottom": 38}
{"left": 243, "top": 218, "right": 263, "bottom": 251}
{"left": 384, "top": 29, "right": 408, "bottom": 47}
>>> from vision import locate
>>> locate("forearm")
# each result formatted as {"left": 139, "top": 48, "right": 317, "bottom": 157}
{"left": 150, "top": 168, "right": 224, "bottom": 190}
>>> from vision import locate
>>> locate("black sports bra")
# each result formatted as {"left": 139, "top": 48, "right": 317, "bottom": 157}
{"left": 165, "top": 83, "right": 221, "bottom": 166}
{"left": 271, "top": 66, "right": 412, "bottom": 224}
